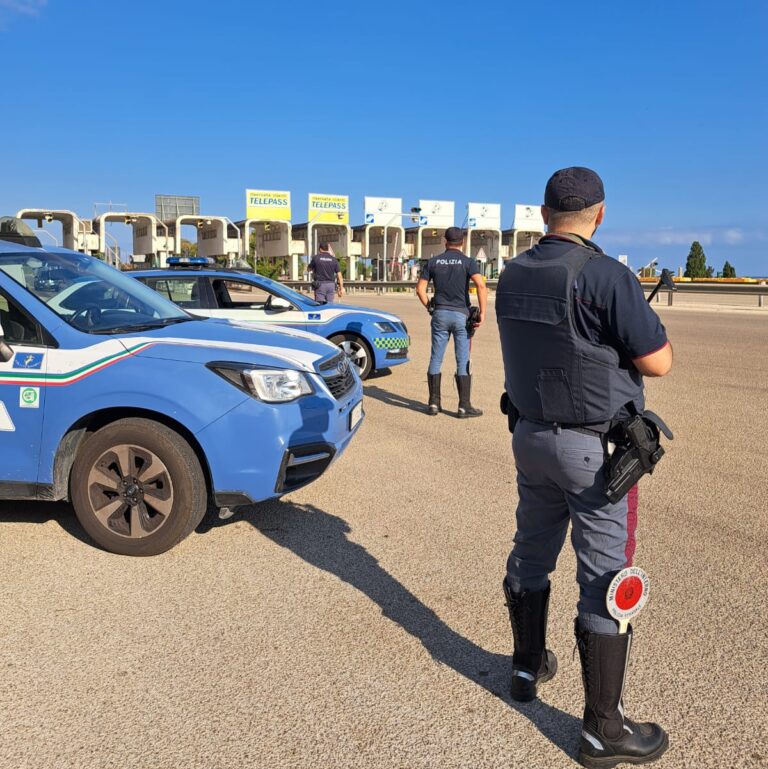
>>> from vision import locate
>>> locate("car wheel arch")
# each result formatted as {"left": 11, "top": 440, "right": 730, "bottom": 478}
{"left": 52, "top": 407, "right": 213, "bottom": 502}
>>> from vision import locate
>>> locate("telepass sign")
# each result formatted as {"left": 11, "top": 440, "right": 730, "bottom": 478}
{"left": 246, "top": 189, "right": 292, "bottom": 221}
{"left": 308, "top": 193, "right": 349, "bottom": 225}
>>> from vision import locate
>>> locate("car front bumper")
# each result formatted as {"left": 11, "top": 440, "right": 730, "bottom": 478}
{"left": 372, "top": 335, "right": 410, "bottom": 369}
{"left": 198, "top": 378, "right": 364, "bottom": 507}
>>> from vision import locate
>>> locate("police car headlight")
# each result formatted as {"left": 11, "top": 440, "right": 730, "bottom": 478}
{"left": 374, "top": 321, "right": 396, "bottom": 333}
{"left": 208, "top": 363, "right": 313, "bottom": 402}
{"left": 244, "top": 369, "right": 313, "bottom": 402}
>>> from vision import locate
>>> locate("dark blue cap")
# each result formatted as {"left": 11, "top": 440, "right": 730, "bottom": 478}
{"left": 545, "top": 167, "right": 605, "bottom": 211}
{"left": 444, "top": 226, "right": 464, "bottom": 243}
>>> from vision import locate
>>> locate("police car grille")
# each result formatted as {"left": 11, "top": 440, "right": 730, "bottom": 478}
{"left": 324, "top": 368, "right": 356, "bottom": 399}
{"left": 319, "top": 353, "right": 356, "bottom": 399}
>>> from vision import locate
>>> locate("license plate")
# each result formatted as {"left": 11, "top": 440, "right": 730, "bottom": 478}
{"left": 349, "top": 401, "right": 363, "bottom": 431}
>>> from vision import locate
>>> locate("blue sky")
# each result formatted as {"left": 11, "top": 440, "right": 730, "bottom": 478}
{"left": 1, "top": 0, "right": 766, "bottom": 275}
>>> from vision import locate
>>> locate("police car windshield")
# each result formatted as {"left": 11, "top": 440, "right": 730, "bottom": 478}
{"left": 257, "top": 276, "right": 320, "bottom": 306}
{"left": 0, "top": 250, "right": 191, "bottom": 333}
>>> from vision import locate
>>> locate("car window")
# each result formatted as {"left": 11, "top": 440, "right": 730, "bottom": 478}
{"left": 145, "top": 278, "right": 202, "bottom": 309}
{"left": 211, "top": 279, "right": 272, "bottom": 309}
{"left": 0, "top": 291, "right": 45, "bottom": 346}
{"left": 0, "top": 250, "right": 191, "bottom": 334}
{"left": 258, "top": 276, "right": 320, "bottom": 307}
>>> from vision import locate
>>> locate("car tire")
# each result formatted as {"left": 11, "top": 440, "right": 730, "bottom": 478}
{"left": 70, "top": 418, "right": 207, "bottom": 556}
{"left": 329, "top": 333, "right": 373, "bottom": 380}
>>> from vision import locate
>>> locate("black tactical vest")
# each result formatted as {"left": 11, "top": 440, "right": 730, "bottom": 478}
{"left": 496, "top": 243, "right": 644, "bottom": 427}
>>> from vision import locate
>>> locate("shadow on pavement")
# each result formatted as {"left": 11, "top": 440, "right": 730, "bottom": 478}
{"left": 0, "top": 499, "right": 92, "bottom": 546}
{"left": 205, "top": 500, "right": 580, "bottom": 759}
{"left": 363, "top": 384, "right": 426, "bottom": 414}
{"left": 365, "top": 367, "right": 392, "bottom": 380}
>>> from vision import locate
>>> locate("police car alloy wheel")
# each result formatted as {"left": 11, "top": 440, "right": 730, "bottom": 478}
{"left": 70, "top": 418, "right": 207, "bottom": 556}
{"left": 329, "top": 333, "right": 373, "bottom": 380}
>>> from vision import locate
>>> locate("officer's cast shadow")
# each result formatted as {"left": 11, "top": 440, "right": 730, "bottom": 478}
{"left": 202, "top": 501, "right": 581, "bottom": 758}
{"left": 363, "top": 383, "right": 466, "bottom": 417}
{"left": 363, "top": 384, "right": 427, "bottom": 414}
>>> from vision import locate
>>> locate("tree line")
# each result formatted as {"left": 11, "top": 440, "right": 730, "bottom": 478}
{"left": 684, "top": 241, "right": 736, "bottom": 278}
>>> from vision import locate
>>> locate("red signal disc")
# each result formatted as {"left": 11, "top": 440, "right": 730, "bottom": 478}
{"left": 606, "top": 567, "right": 650, "bottom": 622}
{"left": 614, "top": 575, "right": 644, "bottom": 611}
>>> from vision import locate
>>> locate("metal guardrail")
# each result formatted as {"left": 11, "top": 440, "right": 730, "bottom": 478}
{"left": 283, "top": 280, "right": 767, "bottom": 307}
{"left": 641, "top": 282, "right": 767, "bottom": 307}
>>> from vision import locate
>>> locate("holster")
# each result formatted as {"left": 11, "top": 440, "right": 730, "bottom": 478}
{"left": 500, "top": 391, "right": 520, "bottom": 434}
{"left": 604, "top": 410, "right": 673, "bottom": 503}
{"left": 466, "top": 306, "right": 481, "bottom": 338}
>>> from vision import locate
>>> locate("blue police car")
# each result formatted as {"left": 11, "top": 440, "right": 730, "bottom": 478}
{"left": 132, "top": 261, "right": 410, "bottom": 380}
{"left": 0, "top": 229, "right": 363, "bottom": 556}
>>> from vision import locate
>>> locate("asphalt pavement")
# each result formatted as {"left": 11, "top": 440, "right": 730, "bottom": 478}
{"left": 1, "top": 295, "right": 766, "bottom": 769}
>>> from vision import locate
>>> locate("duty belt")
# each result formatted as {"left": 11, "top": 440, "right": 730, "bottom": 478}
{"left": 523, "top": 417, "right": 612, "bottom": 437}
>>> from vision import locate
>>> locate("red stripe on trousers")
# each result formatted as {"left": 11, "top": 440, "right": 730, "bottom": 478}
{"left": 625, "top": 485, "right": 639, "bottom": 566}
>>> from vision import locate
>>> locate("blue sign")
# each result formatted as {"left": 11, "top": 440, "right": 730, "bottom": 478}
{"left": 419, "top": 215, "right": 428, "bottom": 226}
{"left": 468, "top": 217, "right": 477, "bottom": 227}
{"left": 364, "top": 213, "right": 375, "bottom": 224}
{"left": 13, "top": 353, "right": 44, "bottom": 370}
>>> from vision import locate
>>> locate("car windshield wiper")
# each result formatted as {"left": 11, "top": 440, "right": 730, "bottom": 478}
{"left": 90, "top": 316, "right": 194, "bottom": 335}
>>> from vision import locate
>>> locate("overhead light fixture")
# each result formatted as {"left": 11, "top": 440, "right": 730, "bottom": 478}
{"left": 44, "top": 213, "right": 54, "bottom": 223}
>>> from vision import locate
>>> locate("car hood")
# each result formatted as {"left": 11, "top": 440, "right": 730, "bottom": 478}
{"left": 313, "top": 304, "right": 403, "bottom": 325}
{"left": 117, "top": 317, "right": 339, "bottom": 372}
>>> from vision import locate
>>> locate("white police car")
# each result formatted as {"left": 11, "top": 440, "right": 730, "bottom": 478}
{"left": 132, "top": 259, "right": 410, "bottom": 380}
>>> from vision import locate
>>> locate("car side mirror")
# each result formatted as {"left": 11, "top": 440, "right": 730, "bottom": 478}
{"left": 0, "top": 322, "right": 13, "bottom": 363}
{"left": 269, "top": 297, "right": 292, "bottom": 313}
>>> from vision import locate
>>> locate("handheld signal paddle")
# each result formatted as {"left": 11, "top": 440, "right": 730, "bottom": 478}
{"left": 606, "top": 566, "right": 651, "bottom": 634}
{"left": 646, "top": 269, "right": 676, "bottom": 304}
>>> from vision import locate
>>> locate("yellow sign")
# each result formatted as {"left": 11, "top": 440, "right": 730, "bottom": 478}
{"left": 308, "top": 193, "right": 349, "bottom": 225}
{"left": 246, "top": 189, "right": 291, "bottom": 221}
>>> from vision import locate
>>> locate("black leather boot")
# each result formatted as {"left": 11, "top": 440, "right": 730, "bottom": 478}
{"left": 427, "top": 373, "right": 442, "bottom": 415}
{"left": 575, "top": 621, "right": 669, "bottom": 768}
{"left": 503, "top": 580, "right": 558, "bottom": 702}
{"left": 455, "top": 374, "right": 482, "bottom": 418}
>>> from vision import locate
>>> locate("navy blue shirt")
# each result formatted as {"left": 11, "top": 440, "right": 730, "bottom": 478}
{"left": 309, "top": 253, "right": 340, "bottom": 283}
{"left": 421, "top": 249, "right": 480, "bottom": 316}
{"left": 536, "top": 235, "right": 668, "bottom": 367}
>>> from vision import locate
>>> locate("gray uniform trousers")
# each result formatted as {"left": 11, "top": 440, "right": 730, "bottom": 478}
{"left": 314, "top": 281, "right": 336, "bottom": 303}
{"left": 506, "top": 418, "right": 630, "bottom": 634}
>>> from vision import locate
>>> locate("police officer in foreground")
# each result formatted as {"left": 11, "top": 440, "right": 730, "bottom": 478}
{"left": 416, "top": 227, "right": 488, "bottom": 418}
{"left": 497, "top": 168, "right": 673, "bottom": 767}
{"left": 308, "top": 243, "right": 344, "bottom": 303}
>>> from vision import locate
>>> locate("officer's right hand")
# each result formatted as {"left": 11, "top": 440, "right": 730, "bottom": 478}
{"left": 474, "top": 311, "right": 485, "bottom": 328}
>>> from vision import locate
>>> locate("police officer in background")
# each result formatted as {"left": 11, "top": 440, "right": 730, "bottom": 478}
{"left": 416, "top": 227, "right": 488, "bottom": 418}
{"left": 497, "top": 168, "right": 673, "bottom": 767}
{"left": 308, "top": 243, "right": 344, "bottom": 303}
